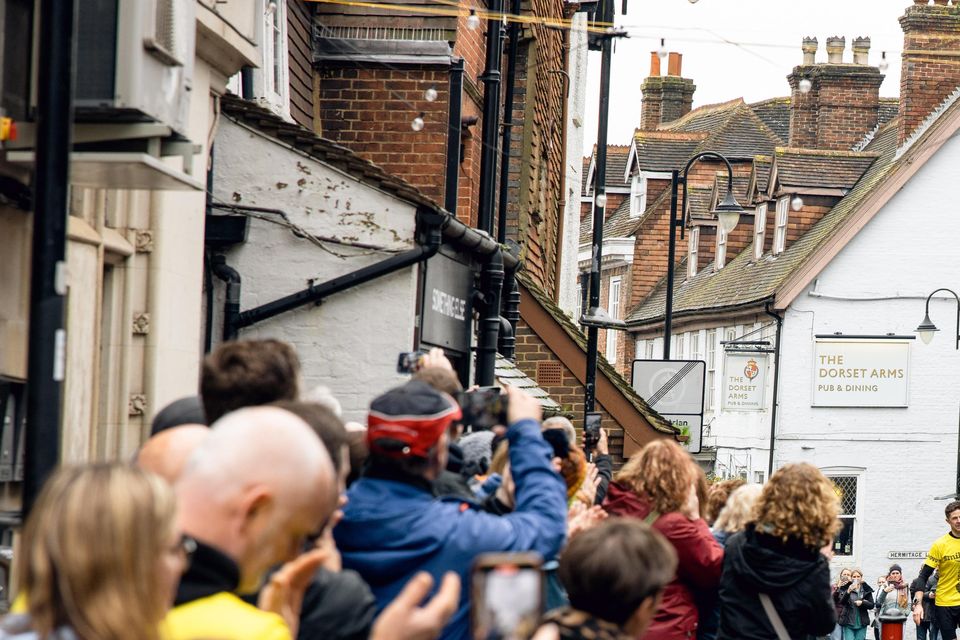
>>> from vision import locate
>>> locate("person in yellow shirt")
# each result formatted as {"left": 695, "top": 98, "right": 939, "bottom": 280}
{"left": 913, "top": 500, "right": 960, "bottom": 639}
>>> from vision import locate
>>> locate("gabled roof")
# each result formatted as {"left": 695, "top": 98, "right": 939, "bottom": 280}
{"left": 712, "top": 174, "right": 751, "bottom": 206}
{"left": 685, "top": 186, "right": 715, "bottom": 220}
{"left": 580, "top": 156, "right": 592, "bottom": 197}
{"left": 626, "top": 118, "right": 902, "bottom": 326}
{"left": 695, "top": 103, "right": 782, "bottom": 160}
{"left": 631, "top": 130, "right": 707, "bottom": 173}
{"left": 746, "top": 155, "right": 773, "bottom": 203}
{"left": 584, "top": 145, "right": 632, "bottom": 193}
{"left": 750, "top": 97, "right": 791, "bottom": 144}
{"left": 771, "top": 148, "right": 879, "bottom": 194}
{"left": 879, "top": 98, "right": 899, "bottom": 128}
{"left": 660, "top": 98, "right": 744, "bottom": 133}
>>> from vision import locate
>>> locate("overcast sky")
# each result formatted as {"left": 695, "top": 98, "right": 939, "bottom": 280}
{"left": 583, "top": 0, "right": 911, "bottom": 147}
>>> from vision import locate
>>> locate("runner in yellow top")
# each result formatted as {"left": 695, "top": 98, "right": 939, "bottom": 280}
{"left": 914, "top": 501, "right": 960, "bottom": 639}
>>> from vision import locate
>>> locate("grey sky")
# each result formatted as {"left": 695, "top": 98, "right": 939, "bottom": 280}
{"left": 583, "top": 0, "right": 911, "bottom": 148}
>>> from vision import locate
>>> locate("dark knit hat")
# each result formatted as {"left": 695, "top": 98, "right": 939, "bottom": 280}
{"left": 367, "top": 380, "right": 462, "bottom": 458}
{"left": 150, "top": 396, "right": 207, "bottom": 435}
{"left": 888, "top": 564, "right": 903, "bottom": 575}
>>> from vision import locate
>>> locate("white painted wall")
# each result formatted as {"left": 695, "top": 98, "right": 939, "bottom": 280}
{"left": 212, "top": 118, "right": 420, "bottom": 423}
{"left": 557, "top": 12, "right": 589, "bottom": 317}
{"left": 775, "top": 130, "right": 960, "bottom": 589}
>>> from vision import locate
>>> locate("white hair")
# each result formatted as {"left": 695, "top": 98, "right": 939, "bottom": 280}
{"left": 541, "top": 416, "right": 577, "bottom": 445}
{"left": 302, "top": 385, "right": 343, "bottom": 417}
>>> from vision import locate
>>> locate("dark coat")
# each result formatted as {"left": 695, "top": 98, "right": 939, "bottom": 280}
{"left": 298, "top": 568, "right": 377, "bottom": 640}
{"left": 833, "top": 581, "right": 874, "bottom": 628}
{"left": 717, "top": 525, "right": 836, "bottom": 640}
{"left": 602, "top": 482, "right": 724, "bottom": 640}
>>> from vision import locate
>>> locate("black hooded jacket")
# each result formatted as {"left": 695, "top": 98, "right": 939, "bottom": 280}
{"left": 717, "top": 525, "right": 836, "bottom": 640}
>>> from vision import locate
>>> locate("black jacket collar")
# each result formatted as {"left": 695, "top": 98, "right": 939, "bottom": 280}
{"left": 174, "top": 539, "right": 241, "bottom": 607}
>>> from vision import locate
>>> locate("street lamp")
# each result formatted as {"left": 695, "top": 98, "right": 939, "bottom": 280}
{"left": 915, "top": 288, "right": 960, "bottom": 349}
{"left": 663, "top": 151, "right": 745, "bottom": 359}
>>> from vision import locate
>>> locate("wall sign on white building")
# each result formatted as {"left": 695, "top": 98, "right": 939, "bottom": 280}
{"left": 722, "top": 353, "right": 767, "bottom": 411}
{"left": 887, "top": 551, "right": 926, "bottom": 560}
{"left": 812, "top": 337, "right": 913, "bottom": 408}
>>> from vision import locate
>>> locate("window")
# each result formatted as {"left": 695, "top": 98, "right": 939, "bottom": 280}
{"left": 645, "top": 340, "right": 655, "bottom": 360}
{"left": 725, "top": 327, "right": 738, "bottom": 343}
{"left": 690, "top": 331, "right": 701, "bottom": 361}
{"left": 827, "top": 475, "right": 858, "bottom": 556}
{"left": 754, "top": 471, "right": 765, "bottom": 484}
{"left": 605, "top": 277, "right": 621, "bottom": 363}
{"left": 630, "top": 173, "right": 647, "bottom": 217}
{"left": 715, "top": 224, "right": 727, "bottom": 272}
{"left": 754, "top": 202, "right": 768, "bottom": 261}
{"left": 676, "top": 333, "right": 685, "bottom": 360}
{"left": 705, "top": 329, "right": 716, "bottom": 411}
{"left": 261, "top": 0, "right": 289, "bottom": 117}
{"left": 773, "top": 196, "right": 789, "bottom": 255}
{"left": 688, "top": 227, "right": 700, "bottom": 278}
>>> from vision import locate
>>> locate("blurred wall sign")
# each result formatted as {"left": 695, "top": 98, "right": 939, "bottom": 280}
{"left": 812, "top": 337, "right": 913, "bottom": 407}
{"left": 722, "top": 353, "right": 767, "bottom": 411}
{"left": 420, "top": 251, "right": 473, "bottom": 354}
{"left": 887, "top": 551, "right": 926, "bottom": 559}
{"left": 632, "top": 360, "right": 705, "bottom": 454}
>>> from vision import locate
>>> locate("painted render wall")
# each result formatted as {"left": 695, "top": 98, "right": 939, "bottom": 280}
{"left": 776, "top": 130, "right": 960, "bottom": 588}
{"left": 211, "top": 117, "right": 420, "bottom": 423}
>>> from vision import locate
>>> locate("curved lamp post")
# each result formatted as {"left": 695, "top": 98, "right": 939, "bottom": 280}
{"left": 915, "top": 288, "right": 960, "bottom": 349}
{"left": 664, "top": 152, "right": 745, "bottom": 359}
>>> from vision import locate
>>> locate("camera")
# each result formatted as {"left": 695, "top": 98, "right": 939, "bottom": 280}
{"left": 584, "top": 412, "right": 602, "bottom": 449}
{"left": 397, "top": 350, "right": 429, "bottom": 374}
{"left": 458, "top": 387, "right": 509, "bottom": 431}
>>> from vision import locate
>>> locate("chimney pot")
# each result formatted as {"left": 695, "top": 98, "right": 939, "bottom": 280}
{"left": 826, "top": 36, "right": 846, "bottom": 64}
{"left": 649, "top": 52, "right": 661, "bottom": 77}
{"left": 801, "top": 36, "right": 818, "bottom": 65}
{"left": 852, "top": 36, "right": 871, "bottom": 64}
{"left": 667, "top": 52, "right": 682, "bottom": 76}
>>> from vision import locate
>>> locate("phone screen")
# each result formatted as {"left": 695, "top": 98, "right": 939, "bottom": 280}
{"left": 471, "top": 560, "right": 544, "bottom": 640}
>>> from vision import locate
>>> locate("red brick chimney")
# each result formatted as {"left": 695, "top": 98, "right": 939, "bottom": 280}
{"left": 640, "top": 52, "right": 696, "bottom": 130}
{"left": 898, "top": 1, "right": 960, "bottom": 145}
{"left": 787, "top": 36, "right": 883, "bottom": 150}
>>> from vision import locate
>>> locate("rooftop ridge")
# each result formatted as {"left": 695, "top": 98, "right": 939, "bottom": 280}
{"left": 896, "top": 86, "right": 960, "bottom": 160}
{"left": 749, "top": 96, "right": 791, "bottom": 106}
{"left": 658, "top": 97, "right": 744, "bottom": 130}
{"left": 693, "top": 102, "right": 781, "bottom": 157}
{"left": 775, "top": 146, "right": 881, "bottom": 158}
{"left": 633, "top": 129, "right": 709, "bottom": 141}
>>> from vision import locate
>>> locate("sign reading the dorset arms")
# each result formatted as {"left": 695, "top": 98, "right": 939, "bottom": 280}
{"left": 420, "top": 252, "right": 473, "bottom": 354}
{"left": 722, "top": 354, "right": 767, "bottom": 412}
{"left": 812, "top": 337, "right": 912, "bottom": 408}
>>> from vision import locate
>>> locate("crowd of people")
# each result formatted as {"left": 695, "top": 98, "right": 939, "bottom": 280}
{"left": 0, "top": 338, "right": 955, "bottom": 640}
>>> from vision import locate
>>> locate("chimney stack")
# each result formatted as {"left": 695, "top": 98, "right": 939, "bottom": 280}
{"left": 788, "top": 36, "right": 883, "bottom": 150}
{"left": 898, "top": 1, "right": 960, "bottom": 145}
{"left": 826, "top": 36, "right": 846, "bottom": 64}
{"left": 640, "top": 51, "right": 696, "bottom": 130}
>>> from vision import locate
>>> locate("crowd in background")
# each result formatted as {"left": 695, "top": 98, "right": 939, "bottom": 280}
{"left": 0, "top": 338, "right": 937, "bottom": 640}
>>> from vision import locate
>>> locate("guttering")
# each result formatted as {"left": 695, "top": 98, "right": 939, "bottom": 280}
{"left": 765, "top": 303, "right": 783, "bottom": 477}
{"left": 212, "top": 255, "right": 242, "bottom": 341}
{"left": 499, "top": 241, "right": 522, "bottom": 360}
{"left": 476, "top": 247, "right": 504, "bottom": 386}
{"left": 233, "top": 208, "right": 445, "bottom": 332}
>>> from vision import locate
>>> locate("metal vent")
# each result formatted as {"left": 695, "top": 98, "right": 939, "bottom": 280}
{"left": 145, "top": 0, "right": 183, "bottom": 66}
{"left": 536, "top": 361, "right": 563, "bottom": 387}
{"left": 829, "top": 476, "right": 857, "bottom": 516}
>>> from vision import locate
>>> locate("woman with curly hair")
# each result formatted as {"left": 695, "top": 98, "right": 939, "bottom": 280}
{"left": 717, "top": 463, "right": 840, "bottom": 640}
{"left": 602, "top": 439, "right": 723, "bottom": 640}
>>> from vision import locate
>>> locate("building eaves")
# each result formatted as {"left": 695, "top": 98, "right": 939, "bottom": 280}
{"left": 773, "top": 147, "right": 879, "bottom": 192}
{"left": 632, "top": 130, "right": 708, "bottom": 173}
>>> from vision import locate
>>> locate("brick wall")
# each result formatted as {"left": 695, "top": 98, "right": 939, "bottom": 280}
{"left": 514, "top": 320, "right": 629, "bottom": 464}
{"left": 898, "top": 3, "right": 960, "bottom": 145}
{"left": 784, "top": 195, "right": 836, "bottom": 249}
{"left": 788, "top": 65, "right": 882, "bottom": 151}
{"left": 629, "top": 193, "right": 682, "bottom": 308}
{"left": 640, "top": 75, "right": 696, "bottom": 130}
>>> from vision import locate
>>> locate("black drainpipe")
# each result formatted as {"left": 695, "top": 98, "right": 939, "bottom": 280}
{"left": 476, "top": 247, "right": 504, "bottom": 386}
{"left": 233, "top": 209, "right": 444, "bottom": 332}
{"left": 241, "top": 66, "right": 255, "bottom": 100}
{"left": 765, "top": 302, "right": 784, "bottom": 478}
{"left": 445, "top": 58, "right": 464, "bottom": 215}
{"left": 476, "top": 0, "right": 504, "bottom": 235}
{"left": 212, "top": 255, "right": 242, "bottom": 341}
{"left": 496, "top": 0, "right": 521, "bottom": 244}
{"left": 499, "top": 242, "right": 521, "bottom": 360}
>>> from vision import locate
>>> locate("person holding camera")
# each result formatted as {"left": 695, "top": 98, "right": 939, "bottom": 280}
{"left": 334, "top": 379, "right": 568, "bottom": 640}
{"left": 834, "top": 568, "right": 874, "bottom": 640}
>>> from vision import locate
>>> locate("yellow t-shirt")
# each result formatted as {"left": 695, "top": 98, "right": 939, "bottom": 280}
{"left": 925, "top": 532, "right": 960, "bottom": 607}
{"left": 161, "top": 592, "right": 292, "bottom": 640}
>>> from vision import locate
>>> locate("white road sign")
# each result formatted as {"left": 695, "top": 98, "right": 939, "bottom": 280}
{"left": 632, "top": 360, "right": 705, "bottom": 454}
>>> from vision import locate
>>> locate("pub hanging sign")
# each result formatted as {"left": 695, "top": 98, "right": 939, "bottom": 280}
{"left": 722, "top": 353, "right": 767, "bottom": 412}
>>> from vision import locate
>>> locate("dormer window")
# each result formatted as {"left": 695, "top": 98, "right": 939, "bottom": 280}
{"left": 754, "top": 202, "right": 768, "bottom": 261}
{"left": 630, "top": 172, "right": 647, "bottom": 217}
{"left": 688, "top": 227, "right": 700, "bottom": 278}
{"left": 773, "top": 196, "right": 789, "bottom": 255}
{"left": 715, "top": 224, "right": 727, "bottom": 272}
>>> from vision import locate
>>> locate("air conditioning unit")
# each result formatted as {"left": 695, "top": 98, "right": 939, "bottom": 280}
{"left": 73, "top": 0, "right": 195, "bottom": 135}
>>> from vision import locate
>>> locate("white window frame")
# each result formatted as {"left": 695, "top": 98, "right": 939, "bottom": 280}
{"left": 261, "top": 0, "right": 290, "bottom": 118}
{"left": 688, "top": 227, "right": 700, "bottom": 278}
{"left": 705, "top": 329, "right": 717, "bottom": 411}
{"left": 715, "top": 224, "right": 727, "bottom": 272}
{"left": 675, "top": 333, "right": 685, "bottom": 359}
{"left": 630, "top": 172, "right": 647, "bottom": 217}
{"left": 754, "top": 202, "right": 768, "bottom": 261}
{"left": 754, "top": 471, "right": 765, "bottom": 484}
{"left": 690, "top": 331, "right": 701, "bottom": 361}
{"left": 644, "top": 340, "right": 655, "bottom": 360}
{"left": 773, "top": 196, "right": 789, "bottom": 255}
{"left": 605, "top": 276, "right": 622, "bottom": 363}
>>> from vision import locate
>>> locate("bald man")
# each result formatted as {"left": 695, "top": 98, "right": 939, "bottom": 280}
{"left": 136, "top": 424, "right": 210, "bottom": 484}
{"left": 163, "top": 407, "right": 338, "bottom": 640}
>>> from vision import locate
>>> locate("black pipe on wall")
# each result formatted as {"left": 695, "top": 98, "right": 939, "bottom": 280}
{"left": 445, "top": 58, "right": 464, "bottom": 215}
{"left": 476, "top": 248, "right": 504, "bottom": 386}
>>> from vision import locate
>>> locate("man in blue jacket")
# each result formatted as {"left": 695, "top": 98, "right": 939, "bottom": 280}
{"left": 334, "top": 379, "right": 568, "bottom": 640}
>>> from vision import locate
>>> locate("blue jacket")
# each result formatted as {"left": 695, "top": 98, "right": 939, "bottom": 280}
{"left": 335, "top": 418, "right": 568, "bottom": 640}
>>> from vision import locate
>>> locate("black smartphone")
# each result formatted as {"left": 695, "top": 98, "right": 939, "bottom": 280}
{"left": 584, "top": 412, "right": 602, "bottom": 448}
{"left": 397, "top": 350, "right": 428, "bottom": 374}
{"left": 470, "top": 553, "right": 544, "bottom": 640}
{"left": 458, "top": 386, "right": 508, "bottom": 431}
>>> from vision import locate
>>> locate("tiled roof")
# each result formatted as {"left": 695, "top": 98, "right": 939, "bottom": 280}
{"left": 496, "top": 355, "right": 561, "bottom": 413}
{"left": 685, "top": 186, "right": 715, "bottom": 220}
{"left": 750, "top": 97, "right": 791, "bottom": 144}
{"left": 626, "top": 119, "right": 902, "bottom": 325}
{"left": 586, "top": 145, "right": 632, "bottom": 191}
{"left": 517, "top": 273, "right": 676, "bottom": 435}
{"left": 773, "top": 148, "right": 879, "bottom": 192}
{"left": 750, "top": 155, "right": 773, "bottom": 200}
{"left": 879, "top": 98, "right": 899, "bottom": 127}
{"left": 714, "top": 174, "right": 750, "bottom": 203}
{"left": 660, "top": 98, "right": 744, "bottom": 133}
{"left": 632, "top": 131, "right": 707, "bottom": 173}
{"left": 694, "top": 103, "right": 781, "bottom": 160}
{"left": 579, "top": 209, "right": 593, "bottom": 245}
